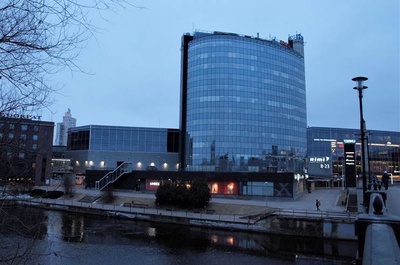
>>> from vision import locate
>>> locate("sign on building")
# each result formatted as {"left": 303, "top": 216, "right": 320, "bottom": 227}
{"left": 344, "top": 140, "right": 356, "bottom": 187}
{"left": 307, "top": 156, "right": 332, "bottom": 176}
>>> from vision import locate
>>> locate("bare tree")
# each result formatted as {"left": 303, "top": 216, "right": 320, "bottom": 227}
{"left": 0, "top": 0, "right": 134, "bottom": 115}
{"left": 0, "top": 1, "right": 139, "bottom": 263}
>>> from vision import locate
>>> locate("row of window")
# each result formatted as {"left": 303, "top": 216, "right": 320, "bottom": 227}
{"left": 0, "top": 123, "right": 39, "bottom": 131}
{"left": 0, "top": 132, "right": 38, "bottom": 141}
{"left": 187, "top": 85, "right": 305, "bottom": 98}
{"left": 187, "top": 98, "right": 305, "bottom": 110}
{"left": 189, "top": 38, "right": 301, "bottom": 60}
{"left": 188, "top": 53, "right": 303, "bottom": 68}
{"left": 68, "top": 127, "right": 177, "bottom": 152}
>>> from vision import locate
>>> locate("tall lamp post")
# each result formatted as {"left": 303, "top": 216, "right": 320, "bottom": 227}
{"left": 352, "top": 76, "right": 368, "bottom": 205}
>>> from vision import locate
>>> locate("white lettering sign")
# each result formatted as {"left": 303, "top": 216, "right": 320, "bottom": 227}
{"left": 309, "top": 157, "right": 330, "bottom": 163}
{"left": 0, "top": 113, "right": 42, "bottom": 120}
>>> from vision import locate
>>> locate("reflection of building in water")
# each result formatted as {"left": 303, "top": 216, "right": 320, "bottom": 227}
{"left": 62, "top": 214, "right": 85, "bottom": 243}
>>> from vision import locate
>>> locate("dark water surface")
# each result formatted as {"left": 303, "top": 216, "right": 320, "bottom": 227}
{"left": 0, "top": 206, "right": 356, "bottom": 264}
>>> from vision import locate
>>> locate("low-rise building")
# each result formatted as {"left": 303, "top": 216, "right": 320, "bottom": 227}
{"left": 0, "top": 115, "right": 54, "bottom": 185}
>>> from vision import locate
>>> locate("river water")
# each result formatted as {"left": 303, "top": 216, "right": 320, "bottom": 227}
{"left": 0, "top": 206, "right": 356, "bottom": 265}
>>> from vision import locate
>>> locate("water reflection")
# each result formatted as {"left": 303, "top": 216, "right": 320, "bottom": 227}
{"left": 1, "top": 205, "right": 48, "bottom": 239}
{"left": 56, "top": 211, "right": 356, "bottom": 261}
{"left": 62, "top": 214, "right": 85, "bottom": 242}
{"left": 1, "top": 207, "right": 357, "bottom": 264}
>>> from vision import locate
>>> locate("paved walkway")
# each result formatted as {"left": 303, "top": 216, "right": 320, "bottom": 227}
{"left": 42, "top": 183, "right": 400, "bottom": 218}
{"left": 38, "top": 184, "right": 348, "bottom": 214}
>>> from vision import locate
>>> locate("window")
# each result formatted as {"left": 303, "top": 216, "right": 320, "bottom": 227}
{"left": 33, "top": 134, "right": 38, "bottom": 141}
{"left": 21, "top": 125, "right": 28, "bottom": 131}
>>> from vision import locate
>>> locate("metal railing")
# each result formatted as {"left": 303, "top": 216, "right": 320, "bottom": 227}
{"left": 95, "top": 162, "right": 132, "bottom": 190}
{"left": 273, "top": 208, "right": 357, "bottom": 220}
{"left": 13, "top": 197, "right": 254, "bottom": 225}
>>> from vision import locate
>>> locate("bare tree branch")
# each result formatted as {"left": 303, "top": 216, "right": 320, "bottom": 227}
{"left": 0, "top": 0, "right": 136, "bottom": 115}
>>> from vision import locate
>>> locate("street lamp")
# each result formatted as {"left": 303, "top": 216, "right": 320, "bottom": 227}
{"left": 352, "top": 76, "right": 368, "bottom": 205}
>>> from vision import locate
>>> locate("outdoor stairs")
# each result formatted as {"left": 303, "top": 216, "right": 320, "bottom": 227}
{"left": 95, "top": 162, "right": 133, "bottom": 191}
{"left": 346, "top": 193, "right": 358, "bottom": 213}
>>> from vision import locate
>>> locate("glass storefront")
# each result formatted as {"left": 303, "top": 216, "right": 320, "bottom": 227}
{"left": 307, "top": 127, "right": 400, "bottom": 176}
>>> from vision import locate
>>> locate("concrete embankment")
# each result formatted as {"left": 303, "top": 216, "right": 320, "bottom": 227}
{"left": 5, "top": 196, "right": 357, "bottom": 241}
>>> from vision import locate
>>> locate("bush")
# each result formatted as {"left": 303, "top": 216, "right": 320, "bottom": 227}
{"left": 30, "top": 189, "right": 46, "bottom": 197}
{"left": 155, "top": 182, "right": 175, "bottom": 206}
{"left": 42, "top": 190, "right": 64, "bottom": 199}
{"left": 102, "top": 187, "right": 115, "bottom": 204}
{"left": 155, "top": 179, "right": 210, "bottom": 208}
{"left": 188, "top": 179, "right": 211, "bottom": 208}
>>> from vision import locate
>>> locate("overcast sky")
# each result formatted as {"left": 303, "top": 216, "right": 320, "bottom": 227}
{"left": 44, "top": 0, "right": 399, "bottom": 133}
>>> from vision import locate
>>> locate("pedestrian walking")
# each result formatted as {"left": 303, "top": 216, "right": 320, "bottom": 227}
{"left": 382, "top": 171, "right": 390, "bottom": 190}
{"left": 316, "top": 199, "right": 321, "bottom": 211}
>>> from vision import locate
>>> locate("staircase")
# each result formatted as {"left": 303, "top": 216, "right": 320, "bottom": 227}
{"left": 95, "top": 162, "right": 133, "bottom": 190}
{"left": 346, "top": 192, "right": 358, "bottom": 213}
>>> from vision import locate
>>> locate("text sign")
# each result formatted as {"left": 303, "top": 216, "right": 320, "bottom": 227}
{"left": 344, "top": 143, "right": 356, "bottom": 187}
{"left": 308, "top": 156, "right": 332, "bottom": 176}
{"left": 1, "top": 113, "right": 42, "bottom": 120}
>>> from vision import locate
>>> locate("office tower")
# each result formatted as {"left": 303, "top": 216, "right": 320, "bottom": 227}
{"left": 55, "top": 108, "right": 76, "bottom": 146}
{"left": 180, "top": 31, "right": 307, "bottom": 172}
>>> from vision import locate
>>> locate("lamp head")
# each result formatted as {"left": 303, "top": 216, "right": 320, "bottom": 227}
{"left": 352, "top": 76, "right": 368, "bottom": 90}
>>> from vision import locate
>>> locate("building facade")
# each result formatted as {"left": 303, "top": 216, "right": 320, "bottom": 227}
{"left": 66, "top": 125, "right": 179, "bottom": 175}
{"left": 55, "top": 108, "right": 76, "bottom": 146}
{"left": 307, "top": 127, "right": 400, "bottom": 178}
{"left": 0, "top": 115, "right": 54, "bottom": 185}
{"left": 180, "top": 31, "right": 307, "bottom": 173}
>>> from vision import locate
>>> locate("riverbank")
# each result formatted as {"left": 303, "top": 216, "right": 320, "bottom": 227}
{"left": 2, "top": 186, "right": 357, "bottom": 240}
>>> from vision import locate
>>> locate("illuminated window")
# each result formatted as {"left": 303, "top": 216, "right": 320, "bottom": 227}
{"left": 227, "top": 183, "right": 235, "bottom": 194}
{"left": 211, "top": 183, "right": 218, "bottom": 193}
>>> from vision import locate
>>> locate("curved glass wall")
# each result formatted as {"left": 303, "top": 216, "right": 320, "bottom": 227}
{"left": 183, "top": 31, "right": 307, "bottom": 172}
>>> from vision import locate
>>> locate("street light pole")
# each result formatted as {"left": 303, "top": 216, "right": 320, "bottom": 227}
{"left": 352, "top": 76, "right": 368, "bottom": 205}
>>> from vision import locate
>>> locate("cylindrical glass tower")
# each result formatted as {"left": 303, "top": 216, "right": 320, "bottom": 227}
{"left": 180, "top": 31, "right": 307, "bottom": 172}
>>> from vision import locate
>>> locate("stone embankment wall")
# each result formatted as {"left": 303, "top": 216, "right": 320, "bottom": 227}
{"left": 19, "top": 200, "right": 356, "bottom": 241}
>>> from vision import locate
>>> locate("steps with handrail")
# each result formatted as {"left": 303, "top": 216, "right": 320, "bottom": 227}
{"left": 95, "top": 162, "right": 133, "bottom": 190}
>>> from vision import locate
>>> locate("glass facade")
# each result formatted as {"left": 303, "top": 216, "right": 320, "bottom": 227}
{"left": 68, "top": 125, "right": 179, "bottom": 153}
{"left": 66, "top": 125, "right": 180, "bottom": 174}
{"left": 307, "top": 127, "right": 400, "bottom": 176}
{"left": 180, "top": 31, "right": 307, "bottom": 172}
